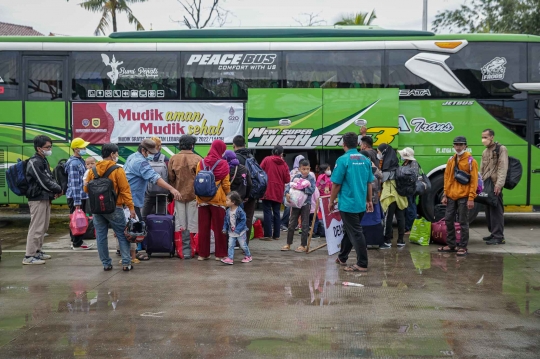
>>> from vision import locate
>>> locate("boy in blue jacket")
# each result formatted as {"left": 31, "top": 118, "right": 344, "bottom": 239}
{"left": 282, "top": 159, "right": 316, "bottom": 253}
{"left": 221, "top": 191, "right": 252, "bottom": 265}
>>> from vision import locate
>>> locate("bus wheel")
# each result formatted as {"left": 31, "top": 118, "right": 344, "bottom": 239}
{"left": 419, "top": 174, "right": 481, "bottom": 224}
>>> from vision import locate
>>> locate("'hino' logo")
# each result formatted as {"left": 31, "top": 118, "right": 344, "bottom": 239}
{"left": 399, "top": 89, "right": 431, "bottom": 97}
{"left": 481, "top": 57, "right": 507, "bottom": 82}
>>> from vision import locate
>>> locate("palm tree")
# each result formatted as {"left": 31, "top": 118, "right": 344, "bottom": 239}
{"left": 77, "top": 0, "right": 148, "bottom": 36}
{"left": 334, "top": 10, "right": 377, "bottom": 26}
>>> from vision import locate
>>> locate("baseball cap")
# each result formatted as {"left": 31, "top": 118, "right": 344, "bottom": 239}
{"left": 71, "top": 138, "right": 90, "bottom": 149}
{"left": 398, "top": 147, "right": 415, "bottom": 161}
{"left": 453, "top": 136, "right": 467, "bottom": 144}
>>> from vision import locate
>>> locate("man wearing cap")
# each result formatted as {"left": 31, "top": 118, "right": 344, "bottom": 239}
{"left": 439, "top": 136, "right": 478, "bottom": 256}
{"left": 66, "top": 137, "right": 94, "bottom": 250}
{"left": 398, "top": 147, "right": 420, "bottom": 233}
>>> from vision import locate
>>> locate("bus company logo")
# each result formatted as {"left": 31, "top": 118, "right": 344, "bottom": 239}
{"left": 481, "top": 57, "right": 507, "bottom": 81}
{"left": 228, "top": 107, "right": 239, "bottom": 122}
{"left": 82, "top": 119, "right": 90, "bottom": 127}
{"left": 442, "top": 101, "right": 474, "bottom": 106}
{"left": 186, "top": 53, "right": 278, "bottom": 70}
{"left": 399, "top": 89, "right": 431, "bottom": 97}
{"left": 410, "top": 117, "right": 454, "bottom": 133}
{"left": 101, "top": 54, "right": 158, "bottom": 85}
{"left": 92, "top": 118, "right": 101, "bottom": 128}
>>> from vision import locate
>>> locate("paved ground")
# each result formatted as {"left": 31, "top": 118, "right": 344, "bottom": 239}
{"left": 0, "top": 210, "right": 539, "bottom": 358}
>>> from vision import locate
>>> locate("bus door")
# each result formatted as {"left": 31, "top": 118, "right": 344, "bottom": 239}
{"left": 247, "top": 88, "right": 323, "bottom": 165}
{"left": 529, "top": 96, "right": 540, "bottom": 205}
{"left": 22, "top": 56, "right": 69, "bottom": 143}
{"left": 321, "top": 88, "right": 400, "bottom": 164}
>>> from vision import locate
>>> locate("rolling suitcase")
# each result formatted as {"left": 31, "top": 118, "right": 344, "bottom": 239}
{"left": 363, "top": 223, "right": 384, "bottom": 248}
{"left": 144, "top": 194, "right": 175, "bottom": 257}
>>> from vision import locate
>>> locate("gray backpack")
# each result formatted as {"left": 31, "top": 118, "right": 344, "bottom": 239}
{"left": 146, "top": 154, "right": 169, "bottom": 196}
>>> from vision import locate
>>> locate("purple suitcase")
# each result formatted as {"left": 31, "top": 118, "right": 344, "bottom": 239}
{"left": 143, "top": 195, "right": 175, "bottom": 257}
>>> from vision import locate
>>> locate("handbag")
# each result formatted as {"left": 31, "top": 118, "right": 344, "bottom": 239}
{"left": 474, "top": 178, "right": 498, "bottom": 207}
{"left": 415, "top": 166, "right": 432, "bottom": 195}
{"left": 431, "top": 219, "right": 461, "bottom": 245}
{"left": 454, "top": 155, "right": 472, "bottom": 185}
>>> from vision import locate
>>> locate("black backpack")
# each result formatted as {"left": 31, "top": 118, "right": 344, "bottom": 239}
{"left": 53, "top": 159, "right": 69, "bottom": 194}
{"left": 395, "top": 165, "right": 417, "bottom": 197}
{"left": 87, "top": 166, "right": 120, "bottom": 214}
{"left": 494, "top": 144, "right": 522, "bottom": 190}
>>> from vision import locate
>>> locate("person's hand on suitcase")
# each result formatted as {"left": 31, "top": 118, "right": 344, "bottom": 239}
{"left": 170, "top": 188, "right": 182, "bottom": 201}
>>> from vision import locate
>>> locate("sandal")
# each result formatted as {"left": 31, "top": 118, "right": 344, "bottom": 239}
{"left": 136, "top": 252, "right": 150, "bottom": 261}
{"left": 344, "top": 265, "right": 368, "bottom": 272}
{"left": 294, "top": 246, "right": 307, "bottom": 253}
{"left": 456, "top": 248, "right": 468, "bottom": 257}
{"left": 197, "top": 256, "right": 209, "bottom": 261}
{"left": 335, "top": 258, "right": 347, "bottom": 266}
{"left": 122, "top": 265, "right": 134, "bottom": 271}
{"left": 438, "top": 246, "right": 457, "bottom": 253}
{"left": 281, "top": 244, "right": 290, "bottom": 251}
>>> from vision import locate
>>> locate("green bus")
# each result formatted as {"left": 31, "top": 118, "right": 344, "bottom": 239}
{"left": 0, "top": 27, "right": 539, "bottom": 221}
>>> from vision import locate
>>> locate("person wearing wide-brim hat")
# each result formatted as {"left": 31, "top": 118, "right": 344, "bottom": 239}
{"left": 438, "top": 136, "right": 479, "bottom": 257}
{"left": 66, "top": 137, "right": 95, "bottom": 251}
{"left": 398, "top": 147, "right": 420, "bottom": 235}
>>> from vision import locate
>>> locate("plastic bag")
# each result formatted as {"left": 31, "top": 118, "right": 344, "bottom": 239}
{"left": 409, "top": 218, "right": 431, "bottom": 246}
{"left": 253, "top": 219, "right": 263, "bottom": 239}
{"left": 287, "top": 188, "right": 308, "bottom": 209}
{"left": 70, "top": 209, "right": 88, "bottom": 236}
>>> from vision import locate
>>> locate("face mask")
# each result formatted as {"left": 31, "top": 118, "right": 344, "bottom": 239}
{"left": 325, "top": 170, "right": 331, "bottom": 176}
{"left": 79, "top": 149, "right": 87, "bottom": 156}
{"left": 481, "top": 138, "right": 491, "bottom": 147}
{"left": 42, "top": 150, "right": 52, "bottom": 156}
{"left": 147, "top": 155, "right": 154, "bottom": 161}
{"left": 377, "top": 153, "right": 383, "bottom": 160}
{"left": 113, "top": 155, "right": 119, "bottom": 163}
{"left": 455, "top": 149, "right": 465, "bottom": 156}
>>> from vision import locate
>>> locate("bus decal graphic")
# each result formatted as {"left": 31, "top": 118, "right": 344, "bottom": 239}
{"left": 101, "top": 54, "right": 159, "bottom": 85}
{"left": 399, "top": 89, "right": 431, "bottom": 97}
{"left": 186, "top": 53, "right": 278, "bottom": 71}
{"left": 101, "top": 54, "right": 123, "bottom": 85}
{"left": 481, "top": 57, "right": 507, "bottom": 82}
{"left": 410, "top": 117, "right": 454, "bottom": 133}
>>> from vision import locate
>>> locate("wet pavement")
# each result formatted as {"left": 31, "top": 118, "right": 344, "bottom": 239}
{"left": 0, "top": 211, "right": 539, "bottom": 358}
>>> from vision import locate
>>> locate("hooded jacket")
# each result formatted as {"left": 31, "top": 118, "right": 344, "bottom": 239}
{"left": 84, "top": 160, "right": 135, "bottom": 211}
{"left": 260, "top": 155, "right": 290, "bottom": 203}
{"left": 444, "top": 152, "right": 479, "bottom": 201}
{"left": 234, "top": 148, "right": 253, "bottom": 166}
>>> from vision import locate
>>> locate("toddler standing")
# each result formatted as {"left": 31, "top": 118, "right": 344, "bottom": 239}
{"left": 221, "top": 191, "right": 252, "bottom": 265}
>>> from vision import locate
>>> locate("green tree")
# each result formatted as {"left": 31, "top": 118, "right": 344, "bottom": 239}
{"left": 74, "top": 0, "right": 147, "bottom": 35}
{"left": 334, "top": 10, "right": 376, "bottom": 26}
{"left": 432, "top": 0, "right": 540, "bottom": 35}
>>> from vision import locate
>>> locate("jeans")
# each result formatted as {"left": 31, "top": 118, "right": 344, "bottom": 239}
{"left": 93, "top": 207, "right": 132, "bottom": 268}
{"left": 405, "top": 195, "right": 417, "bottom": 232}
{"left": 227, "top": 232, "right": 251, "bottom": 259}
{"left": 262, "top": 200, "right": 281, "bottom": 238}
{"left": 338, "top": 211, "right": 368, "bottom": 268}
{"left": 281, "top": 205, "right": 290, "bottom": 228}
{"left": 287, "top": 205, "right": 311, "bottom": 246}
{"left": 445, "top": 198, "right": 470, "bottom": 248}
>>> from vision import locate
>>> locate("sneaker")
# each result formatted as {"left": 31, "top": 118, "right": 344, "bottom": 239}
{"left": 221, "top": 257, "right": 234, "bottom": 265}
{"left": 72, "top": 242, "right": 94, "bottom": 250}
{"left": 397, "top": 241, "right": 405, "bottom": 248}
{"left": 22, "top": 256, "right": 45, "bottom": 265}
{"left": 36, "top": 251, "right": 52, "bottom": 260}
{"left": 379, "top": 242, "right": 392, "bottom": 250}
{"left": 311, "top": 234, "right": 321, "bottom": 239}
{"left": 486, "top": 238, "right": 505, "bottom": 245}
{"left": 483, "top": 235, "right": 494, "bottom": 241}
{"left": 241, "top": 256, "right": 253, "bottom": 263}
{"left": 281, "top": 226, "right": 288, "bottom": 232}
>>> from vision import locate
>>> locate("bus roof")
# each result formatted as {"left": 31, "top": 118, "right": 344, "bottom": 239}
{"left": 0, "top": 27, "right": 539, "bottom": 43}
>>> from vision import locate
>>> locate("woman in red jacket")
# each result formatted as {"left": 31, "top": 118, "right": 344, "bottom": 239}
{"left": 260, "top": 145, "right": 290, "bottom": 240}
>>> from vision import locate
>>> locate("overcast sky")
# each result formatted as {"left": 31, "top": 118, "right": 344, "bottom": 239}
{"left": 0, "top": 0, "right": 465, "bottom": 36}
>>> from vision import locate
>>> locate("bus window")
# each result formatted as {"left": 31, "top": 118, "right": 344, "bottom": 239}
{"left": 27, "top": 61, "right": 63, "bottom": 100}
{"left": 448, "top": 42, "right": 526, "bottom": 99}
{"left": 528, "top": 43, "right": 540, "bottom": 83}
{"left": 478, "top": 99, "right": 528, "bottom": 141}
{"left": 387, "top": 50, "right": 457, "bottom": 98}
{"left": 182, "top": 52, "right": 280, "bottom": 99}
{"left": 0, "top": 52, "right": 18, "bottom": 99}
{"left": 285, "top": 51, "right": 382, "bottom": 89}
{"left": 72, "top": 52, "right": 179, "bottom": 100}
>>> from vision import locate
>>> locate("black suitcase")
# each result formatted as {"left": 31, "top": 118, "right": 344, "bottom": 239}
{"left": 144, "top": 195, "right": 175, "bottom": 257}
{"left": 363, "top": 223, "right": 384, "bottom": 247}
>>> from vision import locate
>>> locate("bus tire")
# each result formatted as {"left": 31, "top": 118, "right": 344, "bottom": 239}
{"left": 419, "top": 173, "right": 481, "bottom": 224}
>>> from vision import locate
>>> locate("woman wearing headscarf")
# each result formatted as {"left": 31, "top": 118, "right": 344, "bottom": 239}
{"left": 196, "top": 140, "right": 231, "bottom": 261}
{"left": 280, "top": 154, "right": 304, "bottom": 231}
{"left": 260, "top": 145, "right": 290, "bottom": 240}
{"left": 378, "top": 143, "right": 408, "bottom": 249}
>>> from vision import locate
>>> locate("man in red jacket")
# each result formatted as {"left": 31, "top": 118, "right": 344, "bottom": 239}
{"left": 260, "top": 145, "right": 290, "bottom": 240}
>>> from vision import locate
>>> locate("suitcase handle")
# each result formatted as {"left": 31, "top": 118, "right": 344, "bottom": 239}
{"left": 154, "top": 194, "right": 168, "bottom": 215}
